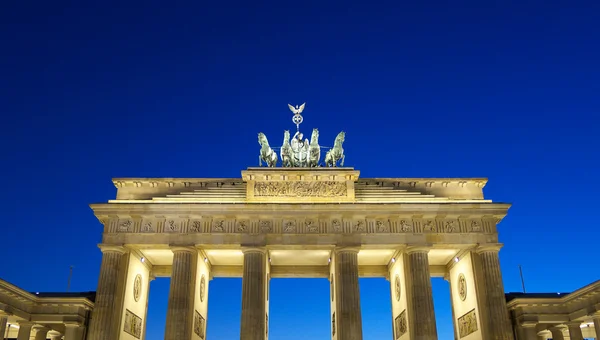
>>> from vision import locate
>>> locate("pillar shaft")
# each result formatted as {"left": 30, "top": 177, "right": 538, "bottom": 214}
{"left": 335, "top": 249, "right": 363, "bottom": 340}
{"left": 549, "top": 327, "right": 564, "bottom": 340}
{"left": 0, "top": 315, "right": 7, "bottom": 339}
{"left": 520, "top": 325, "right": 538, "bottom": 340}
{"left": 566, "top": 323, "right": 583, "bottom": 340}
{"left": 240, "top": 249, "right": 267, "bottom": 340}
{"left": 64, "top": 323, "right": 81, "bottom": 340}
{"left": 406, "top": 248, "right": 438, "bottom": 339}
{"left": 87, "top": 246, "right": 126, "bottom": 340}
{"left": 165, "top": 247, "right": 197, "bottom": 340}
{"left": 594, "top": 316, "right": 600, "bottom": 339}
{"left": 34, "top": 327, "right": 49, "bottom": 340}
{"left": 17, "top": 323, "right": 33, "bottom": 340}
{"left": 477, "top": 247, "right": 514, "bottom": 340}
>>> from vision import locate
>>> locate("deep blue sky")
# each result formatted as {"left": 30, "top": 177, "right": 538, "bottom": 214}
{"left": 1, "top": 1, "right": 599, "bottom": 339}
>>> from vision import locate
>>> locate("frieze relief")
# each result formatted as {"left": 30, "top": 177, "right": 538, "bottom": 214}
{"left": 458, "top": 309, "right": 478, "bottom": 338}
{"left": 101, "top": 216, "right": 497, "bottom": 235}
{"left": 194, "top": 310, "right": 206, "bottom": 339}
{"left": 395, "top": 310, "right": 407, "bottom": 339}
{"left": 253, "top": 181, "right": 347, "bottom": 197}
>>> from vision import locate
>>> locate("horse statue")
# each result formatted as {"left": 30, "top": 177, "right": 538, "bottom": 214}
{"left": 280, "top": 130, "right": 293, "bottom": 167}
{"left": 308, "top": 128, "right": 321, "bottom": 167}
{"left": 258, "top": 132, "right": 278, "bottom": 167}
{"left": 325, "top": 131, "right": 345, "bottom": 167}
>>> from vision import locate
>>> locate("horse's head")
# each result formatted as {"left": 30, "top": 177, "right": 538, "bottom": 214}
{"left": 337, "top": 131, "right": 345, "bottom": 142}
{"left": 311, "top": 128, "right": 319, "bottom": 143}
{"left": 283, "top": 130, "right": 290, "bottom": 143}
{"left": 258, "top": 132, "right": 266, "bottom": 145}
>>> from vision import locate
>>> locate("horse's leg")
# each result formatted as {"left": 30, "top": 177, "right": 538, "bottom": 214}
{"left": 259, "top": 156, "right": 262, "bottom": 167}
{"left": 341, "top": 154, "right": 345, "bottom": 167}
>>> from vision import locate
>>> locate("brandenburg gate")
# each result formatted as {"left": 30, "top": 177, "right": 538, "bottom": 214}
{"left": 86, "top": 104, "right": 515, "bottom": 340}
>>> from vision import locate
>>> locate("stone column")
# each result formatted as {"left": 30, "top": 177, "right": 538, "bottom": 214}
{"left": 0, "top": 311, "right": 8, "bottom": 338}
{"left": 33, "top": 326, "right": 49, "bottom": 340}
{"left": 16, "top": 322, "right": 34, "bottom": 340}
{"left": 64, "top": 322, "right": 82, "bottom": 340}
{"left": 592, "top": 313, "right": 600, "bottom": 339}
{"left": 49, "top": 331, "right": 63, "bottom": 340}
{"left": 87, "top": 245, "right": 127, "bottom": 340}
{"left": 536, "top": 330, "right": 551, "bottom": 340}
{"left": 566, "top": 322, "right": 583, "bottom": 340}
{"left": 475, "top": 245, "right": 514, "bottom": 340}
{"left": 334, "top": 247, "right": 363, "bottom": 340}
{"left": 405, "top": 246, "right": 438, "bottom": 339}
{"left": 240, "top": 248, "right": 267, "bottom": 340}
{"left": 142, "top": 274, "right": 155, "bottom": 340}
{"left": 164, "top": 247, "right": 197, "bottom": 340}
{"left": 548, "top": 326, "right": 565, "bottom": 340}
{"left": 519, "top": 323, "right": 538, "bottom": 340}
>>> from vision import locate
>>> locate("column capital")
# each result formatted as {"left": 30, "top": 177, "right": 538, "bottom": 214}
{"left": 474, "top": 243, "right": 503, "bottom": 254}
{"left": 0, "top": 309, "right": 11, "bottom": 316}
{"left": 333, "top": 246, "right": 360, "bottom": 254}
{"left": 64, "top": 321, "right": 82, "bottom": 328}
{"left": 406, "top": 245, "right": 431, "bottom": 254}
{"left": 564, "top": 321, "right": 582, "bottom": 327}
{"left": 170, "top": 246, "right": 196, "bottom": 254}
{"left": 17, "top": 321, "right": 36, "bottom": 327}
{"left": 97, "top": 244, "right": 127, "bottom": 254}
{"left": 241, "top": 247, "right": 267, "bottom": 254}
{"left": 520, "top": 321, "right": 538, "bottom": 328}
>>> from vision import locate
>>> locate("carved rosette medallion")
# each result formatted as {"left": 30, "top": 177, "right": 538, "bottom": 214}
{"left": 199, "top": 275, "right": 206, "bottom": 302}
{"left": 394, "top": 274, "right": 401, "bottom": 301}
{"left": 458, "top": 273, "right": 467, "bottom": 301}
{"left": 458, "top": 309, "right": 478, "bottom": 338}
{"left": 254, "top": 181, "right": 347, "bottom": 198}
{"left": 133, "top": 274, "right": 142, "bottom": 302}
{"left": 395, "top": 310, "right": 407, "bottom": 339}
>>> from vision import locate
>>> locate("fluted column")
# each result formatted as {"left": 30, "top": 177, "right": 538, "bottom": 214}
{"left": 519, "top": 323, "right": 538, "bottom": 340}
{"left": 593, "top": 313, "right": 600, "bottom": 339}
{"left": 334, "top": 247, "right": 363, "bottom": 340}
{"left": 16, "top": 322, "right": 34, "bottom": 340}
{"left": 165, "top": 247, "right": 197, "bottom": 340}
{"left": 33, "top": 326, "right": 49, "bottom": 340}
{"left": 566, "top": 322, "right": 583, "bottom": 340}
{"left": 405, "top": 247, "right": 437, "bottom": 339}
{"left": 64, "top": 322, "right": 83, "bottom": 340}
{"left": 548, "top": 326, "right": 565, "bottom": 340}
{"left": 240, "top": 248, "right": 267, "bottom": 340}
{"left": 476, "top": 245, "right": 514, "bottom": 340}
{"left": 87, "top": 245, "right": 127, "bottom": 340}
{"left": 0, "top": 311, "right": 8, "bottom": 338}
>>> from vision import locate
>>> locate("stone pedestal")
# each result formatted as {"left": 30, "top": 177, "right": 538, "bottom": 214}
{"left": 566, "top": 322, "right": 583, "bottom": 340}
{"left": 334, "top": 248, "right": 363, "bottom": 340}
{"left": 17, "top": 322, "right": 34, "bottom": 340}
{"left": 87, "top": 245, "right": 127, "bottom": 340}
{"left": 405, "top": 247, "right": 437, "bottom": 339}
{"left": 476, "top": 245, "right": 514, "bottom": 340}
{"left": 240, "top": 248, "right": 267, "bottom": 340}
{"left": 165, "top": 247, "right": 197, "bottom": 340}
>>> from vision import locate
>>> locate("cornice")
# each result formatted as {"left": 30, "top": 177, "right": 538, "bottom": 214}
{"left": 506, "top": 280, "right": 600, "bottom": 310}
{"left": 0, "top": 279, "right": 95, "bottom": 310}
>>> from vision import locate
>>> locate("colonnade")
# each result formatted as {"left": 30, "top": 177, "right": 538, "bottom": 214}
{"left": 87, "top": 244, "right": 515, "bottom": 340}
{"left": 0, "top": 320, "right": 82, "bottom": 340}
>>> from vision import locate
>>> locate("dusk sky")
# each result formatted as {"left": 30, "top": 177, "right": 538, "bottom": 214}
{"left": 1, "top": 1, "right": 599, "bottom": 339}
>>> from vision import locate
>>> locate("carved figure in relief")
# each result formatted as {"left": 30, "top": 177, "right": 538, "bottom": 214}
{"left": 471, "top": 221, "right": 481, "bottom": 232}
{"left": 458, "top": 309, "right": 478, "bottom": 338}
{"left": 325, "top": 131, "right": 345, "bottom": 167}
{"left": 423, "top": 220, "right": 436, "bottom": 232}
{"left": 332, "top": 219, "right": 342, "bottom": 231}
{"left": 200, "top": 275, "right": 206, "bottom": 302}
{"left": 133, "top": 274, "right": 142, "bottom": 302}
{"left": 119, "top": 220, "right": 132, "bottom": 232}
{"left": 394, "top": 275, "right": 401, "bottom": 301}
{"left": 280, "top": 130, "right": 293, "bottom": 167}
{"left": 376, "top": 220, "right": 389, "bottom": 232}
{"left": 306, "top": 220, "right": 319, "bottom": 233}
{"left": 260, "top": 220, "right": 272, "bottom": 233}
{"left": 167, "top": 220, "right": 178, "bottom": 231}
{"left": 395, "top": 310, "right": 407, "bottom": 339}
{"left": 458, "top": 273, "right": 467, "bottom": 301}
{"left": 284, "top": 221, "right": 296, "bottom": 232}
{"left": 258, "top": 132, "right": 278, "bottom": 167}
{"left": 399, "top": 220, "right": 412, "bottom": 232}
{"left": 254, "top": 181, "right": 347, "bottom": 197}
{"left": 212, "top": 220, "right": 224, "bottom": 232}
{"left": 445, "top": 220, "right": 456, "bottom": 232}
{"left": 124, "top": 309, "right": 142, "bottom": 339}
{"left": 354, "top": 220, "right": 365, "bottom": 232}
{"left": 308, "top": 128, "right": 321, "bottom": 167}
{"left": 142, "top": 221, "right": 153, "bottom": 232}
{"left": 191, "top": 221, "right": 201, "bottom": 232}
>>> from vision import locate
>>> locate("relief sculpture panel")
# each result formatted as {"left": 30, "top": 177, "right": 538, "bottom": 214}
{"left": 458, "top": 309, "right": 478, "bottom": 338}
{"left": 124, "top": 309, "right": 143, "bottom": 339}
{"left": 254, "top": 181, "right": 347, "bottom": 197}
{"left": 395, "top": 310, "right": 407, "bottom": 339}
{"left": 194, "top": 310, "right": 206, "bottom": 339}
